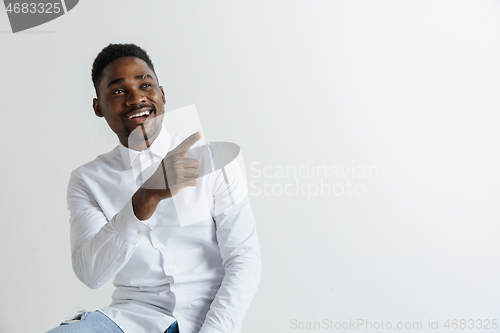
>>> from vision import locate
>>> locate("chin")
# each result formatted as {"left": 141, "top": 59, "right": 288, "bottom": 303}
{"left": 126, "top": 120, "right": 161, "bottom": 148}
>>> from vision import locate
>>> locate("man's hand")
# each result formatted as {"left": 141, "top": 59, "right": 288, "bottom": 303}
{"left": 143, "top": 131, "right": 202, "bottom": 197}
{"left": 132, "top": 132, "right": 202, "bottom": 220}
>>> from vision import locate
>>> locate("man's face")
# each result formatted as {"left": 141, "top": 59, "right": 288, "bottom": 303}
{"left": 93, "top": 57, "right": 166, "bottom": 150}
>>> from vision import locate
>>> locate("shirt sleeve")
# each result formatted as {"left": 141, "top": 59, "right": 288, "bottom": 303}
{"left": 67, "top": 170, "right": 152, "bottom": 289}
{"left": 199, "top": 158, "right": 262, "bottom": 333}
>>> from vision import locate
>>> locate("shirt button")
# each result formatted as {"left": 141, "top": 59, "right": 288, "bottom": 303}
{"left": 175, "top": 312, "right": 182, "bottom": 318}
{"left": 168, "top": 268, "right": 173, "bottom": 273}
{"left": 137, "top": 230, "right": 144, "bottom": 235}
{"left": 117, "top": 257, "right": 123, "bottom": 262}
{"left": 173, "top": 284, "right": 179, "bottom": 289}
{"left": 156, "top": 241, "right": 163, "bottom": 247}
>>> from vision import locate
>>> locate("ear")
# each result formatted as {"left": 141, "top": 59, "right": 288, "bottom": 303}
{"left": 160, "top": 86, "right": 166, "bottom": 105}
{"left": 93, "top": 98, "right": 104, "bottom": 117}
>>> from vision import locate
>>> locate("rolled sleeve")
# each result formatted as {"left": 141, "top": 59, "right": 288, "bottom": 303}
{"left": 110, "top": 198, "right": 152, "bottom": 245}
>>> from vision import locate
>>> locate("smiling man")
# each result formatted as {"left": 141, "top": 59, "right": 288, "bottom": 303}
{"left": 93, "top": 56, "right": 164, "bottom": 152}
{"left": 46, "top": 44, "right": 261, "bottom": 333}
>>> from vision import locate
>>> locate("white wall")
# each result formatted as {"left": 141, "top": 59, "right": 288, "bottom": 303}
{"left": 1, "top": 1, "right": 500, "bottom": 332}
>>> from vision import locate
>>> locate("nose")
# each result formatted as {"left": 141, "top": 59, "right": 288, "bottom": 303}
{"left": 126, "top": 88, "right": 147, "bottom": 106}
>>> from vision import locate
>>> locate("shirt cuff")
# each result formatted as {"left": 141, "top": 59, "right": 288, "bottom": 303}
{"left": 110, "top": 198, "right": 152, "bottom": 245}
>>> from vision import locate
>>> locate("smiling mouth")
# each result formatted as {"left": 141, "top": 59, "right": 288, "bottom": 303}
{"left": 126, "top": 108, "right": 155, "bottom": 124}
{"left": 129, "top": 110, "right": 150, "bottom": 119}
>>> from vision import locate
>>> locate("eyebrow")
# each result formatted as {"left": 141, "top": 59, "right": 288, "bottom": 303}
{"left": 106, "top": 74, "right": 154, "bottom": 89}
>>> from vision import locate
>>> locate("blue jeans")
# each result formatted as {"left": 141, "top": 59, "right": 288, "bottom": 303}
{"left": 46, "top": 311, "right": 179, "bottom": 333}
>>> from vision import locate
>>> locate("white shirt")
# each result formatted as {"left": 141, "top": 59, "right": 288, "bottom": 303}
{"left": 67, "top": 127, "right": 261, "bottom": 333}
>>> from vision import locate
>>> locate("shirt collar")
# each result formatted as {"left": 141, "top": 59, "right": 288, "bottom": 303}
{"left": 118, "top": 126, "right": 170, "bottom": 169}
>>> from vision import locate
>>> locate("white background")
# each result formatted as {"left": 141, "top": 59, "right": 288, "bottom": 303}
{"left": 1, "top": 1, "right": 500, "bottom": 332}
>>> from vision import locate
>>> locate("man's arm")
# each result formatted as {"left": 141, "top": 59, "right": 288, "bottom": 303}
{"left": 68, "top": 171, "right": 153, "bottom": 289}
{"left": 199, "top": 159, "right": 262, "bottom": 333}
{"left": 69, "top": 132, "right": 202, "bottom": 288}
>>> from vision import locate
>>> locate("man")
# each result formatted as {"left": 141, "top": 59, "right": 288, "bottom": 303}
{"left": 47, "top": 43, "right": 261, "bottom": 333}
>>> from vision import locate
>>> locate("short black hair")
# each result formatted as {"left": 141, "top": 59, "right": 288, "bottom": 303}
{"left": 91, "top": 43, "right": 156, "bottom": 96}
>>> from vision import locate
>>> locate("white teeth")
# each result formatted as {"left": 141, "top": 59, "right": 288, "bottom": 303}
{"left": 129, "top": 110, "right": 150, "bottom": 119}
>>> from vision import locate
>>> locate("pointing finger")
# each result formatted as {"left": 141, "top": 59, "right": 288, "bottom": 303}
{"left": 169, "top": 131, "right": 202, "bottom": 157}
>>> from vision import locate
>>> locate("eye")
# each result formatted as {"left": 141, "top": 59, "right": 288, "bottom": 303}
{"left": 141, "top": 83, "right": 152, "bottom": 88}
{"left": 112, "top": 89, "right": 124, "bottom": 95}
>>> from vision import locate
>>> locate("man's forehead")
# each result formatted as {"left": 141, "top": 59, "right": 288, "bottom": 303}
{"left": 101, "top": 57, "right": 156, "bottom": 83}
